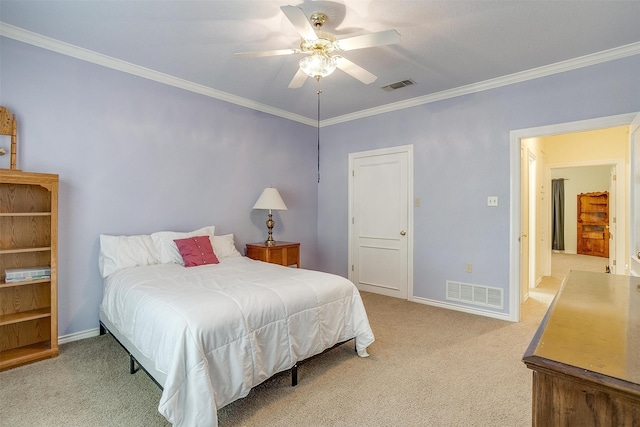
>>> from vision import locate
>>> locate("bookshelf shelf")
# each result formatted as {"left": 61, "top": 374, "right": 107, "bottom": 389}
{"left": 0, "top": 169, "right": 59, "bottom": 371}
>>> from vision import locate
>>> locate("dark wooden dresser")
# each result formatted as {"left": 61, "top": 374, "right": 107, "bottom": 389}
{"left": 522, "top": 270, "right": 640, "bottom": 426}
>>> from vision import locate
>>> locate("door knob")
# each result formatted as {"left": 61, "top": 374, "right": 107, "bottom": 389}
{"left": 400, "top": 230, "right": 406, "bottom": 236}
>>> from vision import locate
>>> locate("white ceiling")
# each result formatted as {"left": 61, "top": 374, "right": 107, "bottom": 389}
{"left": 1, "top": 1, "right": 640, "bottom": 124}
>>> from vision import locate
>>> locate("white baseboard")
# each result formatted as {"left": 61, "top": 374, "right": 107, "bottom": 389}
{"left": 409, "top": 296, "right": 515, "bottom": 322}
{"left": 58, "top": 327, "right": 101, "bottom": 345}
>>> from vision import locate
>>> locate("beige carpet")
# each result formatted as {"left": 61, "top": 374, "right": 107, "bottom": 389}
{"left": 0, "top": 254, "right": 601, "bottom": 427}
{"left": 549, "top": 251, "right": 609, "bottom": 275}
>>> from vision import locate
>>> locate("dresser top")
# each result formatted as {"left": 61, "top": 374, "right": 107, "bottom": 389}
{"left": 524, "top": 270, "right": 640, "bottom": 388}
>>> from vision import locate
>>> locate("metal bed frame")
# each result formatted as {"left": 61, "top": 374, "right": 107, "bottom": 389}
{"left": 99, "top": 317, "right": 355, "bottom": 390}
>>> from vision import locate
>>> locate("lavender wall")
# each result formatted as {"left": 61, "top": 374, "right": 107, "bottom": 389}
{"left": 2, "top": 36, "right": 639, "bottom": 335}
{"left": 318, "top": 55, "right": 640, "bottom": 314}
{"left": 0, "top": 38, "right": 318, "bottom": 337}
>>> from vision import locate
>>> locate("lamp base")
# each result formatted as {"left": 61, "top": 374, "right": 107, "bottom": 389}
{"left": 265, "top": 213, "right": 276, "bottom": 247}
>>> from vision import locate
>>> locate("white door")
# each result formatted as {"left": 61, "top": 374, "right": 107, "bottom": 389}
{"left": 349, "top": 146, "right": 412, "bottom": 299}
{"left": 528, "top": 152, "right": 537, "bottom": 291}
{"left": 609, "top": 166, "right": 617, "bottom": 273}
{"left": 520, "top": 143, "right": 530, "bottom": 303}
{"left": 632, "top": 113, "right": 640, "bottom": 275}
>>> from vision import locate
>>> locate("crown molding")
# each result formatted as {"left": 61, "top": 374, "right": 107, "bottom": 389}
{"left": 2, "top": 23, "right": 638, "bottom": 128}
{"left": 0, "top": 23, "right": 317, "bottom": 126}
{"left": 323, "top": 41, "right": 640, "bottom": 127}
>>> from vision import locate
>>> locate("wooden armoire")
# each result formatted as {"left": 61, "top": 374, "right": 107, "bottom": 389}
{"left": 577, "top": 192, "right": 609, "bottom": 258}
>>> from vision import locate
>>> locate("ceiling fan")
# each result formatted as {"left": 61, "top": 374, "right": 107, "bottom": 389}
{"left": 235, "top": 5, "right": 400, "bottom": 88}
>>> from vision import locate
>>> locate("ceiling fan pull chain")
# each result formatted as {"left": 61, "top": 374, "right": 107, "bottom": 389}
{"left": 317, "top": 85, "right": 322, "bottom": 184}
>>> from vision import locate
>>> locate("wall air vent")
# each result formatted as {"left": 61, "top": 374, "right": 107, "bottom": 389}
{"left": 446, "top": 280, "right": 503, "bottom": 309}
{"left": 381, "top": 79, "right": 415, "bottom": 92}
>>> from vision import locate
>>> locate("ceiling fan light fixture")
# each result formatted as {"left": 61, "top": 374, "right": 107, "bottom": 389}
{"left": 299, "top": 52, "right": 337, "bottom": 80}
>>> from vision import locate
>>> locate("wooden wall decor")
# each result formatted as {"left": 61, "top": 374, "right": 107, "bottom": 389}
{"left": 0, "top": 106, "right": 18, "bottom": 170}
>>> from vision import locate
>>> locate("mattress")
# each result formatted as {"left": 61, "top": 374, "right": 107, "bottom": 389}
{"left": 99, "top": 256, "right": 375, "bottom": 426}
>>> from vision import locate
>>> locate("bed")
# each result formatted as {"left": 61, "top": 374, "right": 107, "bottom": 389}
{"left": 97, "top": 227, "right": 375, "bottom": 427}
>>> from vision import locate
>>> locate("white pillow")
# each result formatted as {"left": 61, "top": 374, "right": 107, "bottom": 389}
{"left": 98, "top": 234, "right": 159, "bottom": 278}
{"left": 151, "top": 226, "right": 216, "bottom": 265}
{"left": 212, "top": 234, "right": 242, "bottom": 258}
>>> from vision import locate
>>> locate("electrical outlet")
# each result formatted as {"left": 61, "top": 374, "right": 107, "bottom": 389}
{"left": 465, "top": 263, "right": 472, "bottom": 273}
{"left": 487, "top": 196, "right": 498, "bottom": 207}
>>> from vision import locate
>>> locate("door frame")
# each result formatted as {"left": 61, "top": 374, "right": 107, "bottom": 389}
{"left": 630, "top": 114, "right": 640, "bottom": 276}
{"left": 348, "top": 144, "right": 414, "bottom": 300}
{"left": 519, "top": 143, "right": 531, "bottom": 303}
{"left": 546, "top": 160, "right": 622, "bottom": 265}
{"left": 509, "top": 112, "right": 637, "bottom": 322}
{"left": 528, "top": 151, "right": 537, "bottom": 290}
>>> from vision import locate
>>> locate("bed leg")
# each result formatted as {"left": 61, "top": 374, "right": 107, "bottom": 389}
{"left": 130, "top": 355, "right": 139, "bottom": 375}
{"left": 291, "top": 363, "right": 298, "bottom": 387}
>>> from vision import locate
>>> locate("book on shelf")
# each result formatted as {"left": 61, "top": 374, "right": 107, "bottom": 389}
{"left": 4, "top": 266, "right": 51, "bottom": 283}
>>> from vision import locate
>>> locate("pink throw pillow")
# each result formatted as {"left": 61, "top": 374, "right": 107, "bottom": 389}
{"left": 173, "top": 236, "right": 219, "bottom": 267}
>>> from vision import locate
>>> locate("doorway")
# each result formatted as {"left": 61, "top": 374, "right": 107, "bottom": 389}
{"left": 348, "top": 145, "right": 414, "bottom": 299}
{"left": 550, "top": 164, "right": 616, "bottom": 266}
{"left": 509, "top": 113, "right": 638, "bottom": 322}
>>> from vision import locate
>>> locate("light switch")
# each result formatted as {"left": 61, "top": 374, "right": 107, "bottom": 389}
{"left": 487, "top": 196, "right": 498, "bottom": 207}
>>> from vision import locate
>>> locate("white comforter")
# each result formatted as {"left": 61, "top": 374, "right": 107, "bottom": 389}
{"left": 100, "top": 256, "right": 375, "bottom": 427}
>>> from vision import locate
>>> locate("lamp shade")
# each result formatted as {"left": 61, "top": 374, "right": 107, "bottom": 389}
{"left": 253, "top": 187, "right": 288, "bottom": 211}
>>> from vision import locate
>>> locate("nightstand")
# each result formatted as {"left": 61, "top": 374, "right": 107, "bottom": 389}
{"left": 245, "top": 241, "right": 300, "bottom": 268}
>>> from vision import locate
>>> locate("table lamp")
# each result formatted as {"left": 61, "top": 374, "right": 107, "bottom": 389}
{"left": 253, "top": 187, "right": 288, "bottom": 246}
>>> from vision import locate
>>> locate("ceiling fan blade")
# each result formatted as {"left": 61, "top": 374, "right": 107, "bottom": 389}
{"left": 288, "top": 67, "right": 308, "bottom": 89}
{"left": 334, "top": 29, "right": 400, "bottom": 51}
{"left": 280, "top": 5, "right": 318, "bottom": 41}
{"left": 234, "top": 48, "right": 299, "bottom": 58}
{"left": 335, "top": 56, "right": 377, "bottom": 84}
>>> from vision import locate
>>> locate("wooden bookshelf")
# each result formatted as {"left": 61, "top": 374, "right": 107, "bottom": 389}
{"left": 0, "top": 170, "right": 59, "bottom": 371}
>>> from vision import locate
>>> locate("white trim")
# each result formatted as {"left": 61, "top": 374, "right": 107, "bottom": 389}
{"left": 410, "top": 296, "right": 513, "bottom": 322}
{"left": 512, "top": 113, "right": 638, "bottom": 139}
{"left": 509, "top": 112, "right": 638, "bottom": 322}
{"left": 630, "top": 113, "right": 640, "bottom": 276}
{"left": 58, "top": 327, "right": 100, "bottom": 344}
{"left": 547, "top": 158, "right": 627, "bottom": 168}
{"left": 632, "top": 112, "right": 640, "bottom": 133}
{"left": 324, "top": 43, "right": 640, "bottom": 126}
{"left": 546, "top": 158, "right": 626, "bottom": 275}
{"left": 0, "top": 24, "right": 316, "bottom": 127}
{"left": 2, "top": 22, "right": 639, "bottom": 127}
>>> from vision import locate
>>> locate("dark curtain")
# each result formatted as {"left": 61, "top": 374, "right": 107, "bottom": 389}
{"left": 552, "top": 179, "right": 565, "bottom": 251}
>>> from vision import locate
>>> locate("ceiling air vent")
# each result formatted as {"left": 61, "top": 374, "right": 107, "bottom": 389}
{"left": 381, "top": 79, "right": 415, "bottom": 92}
